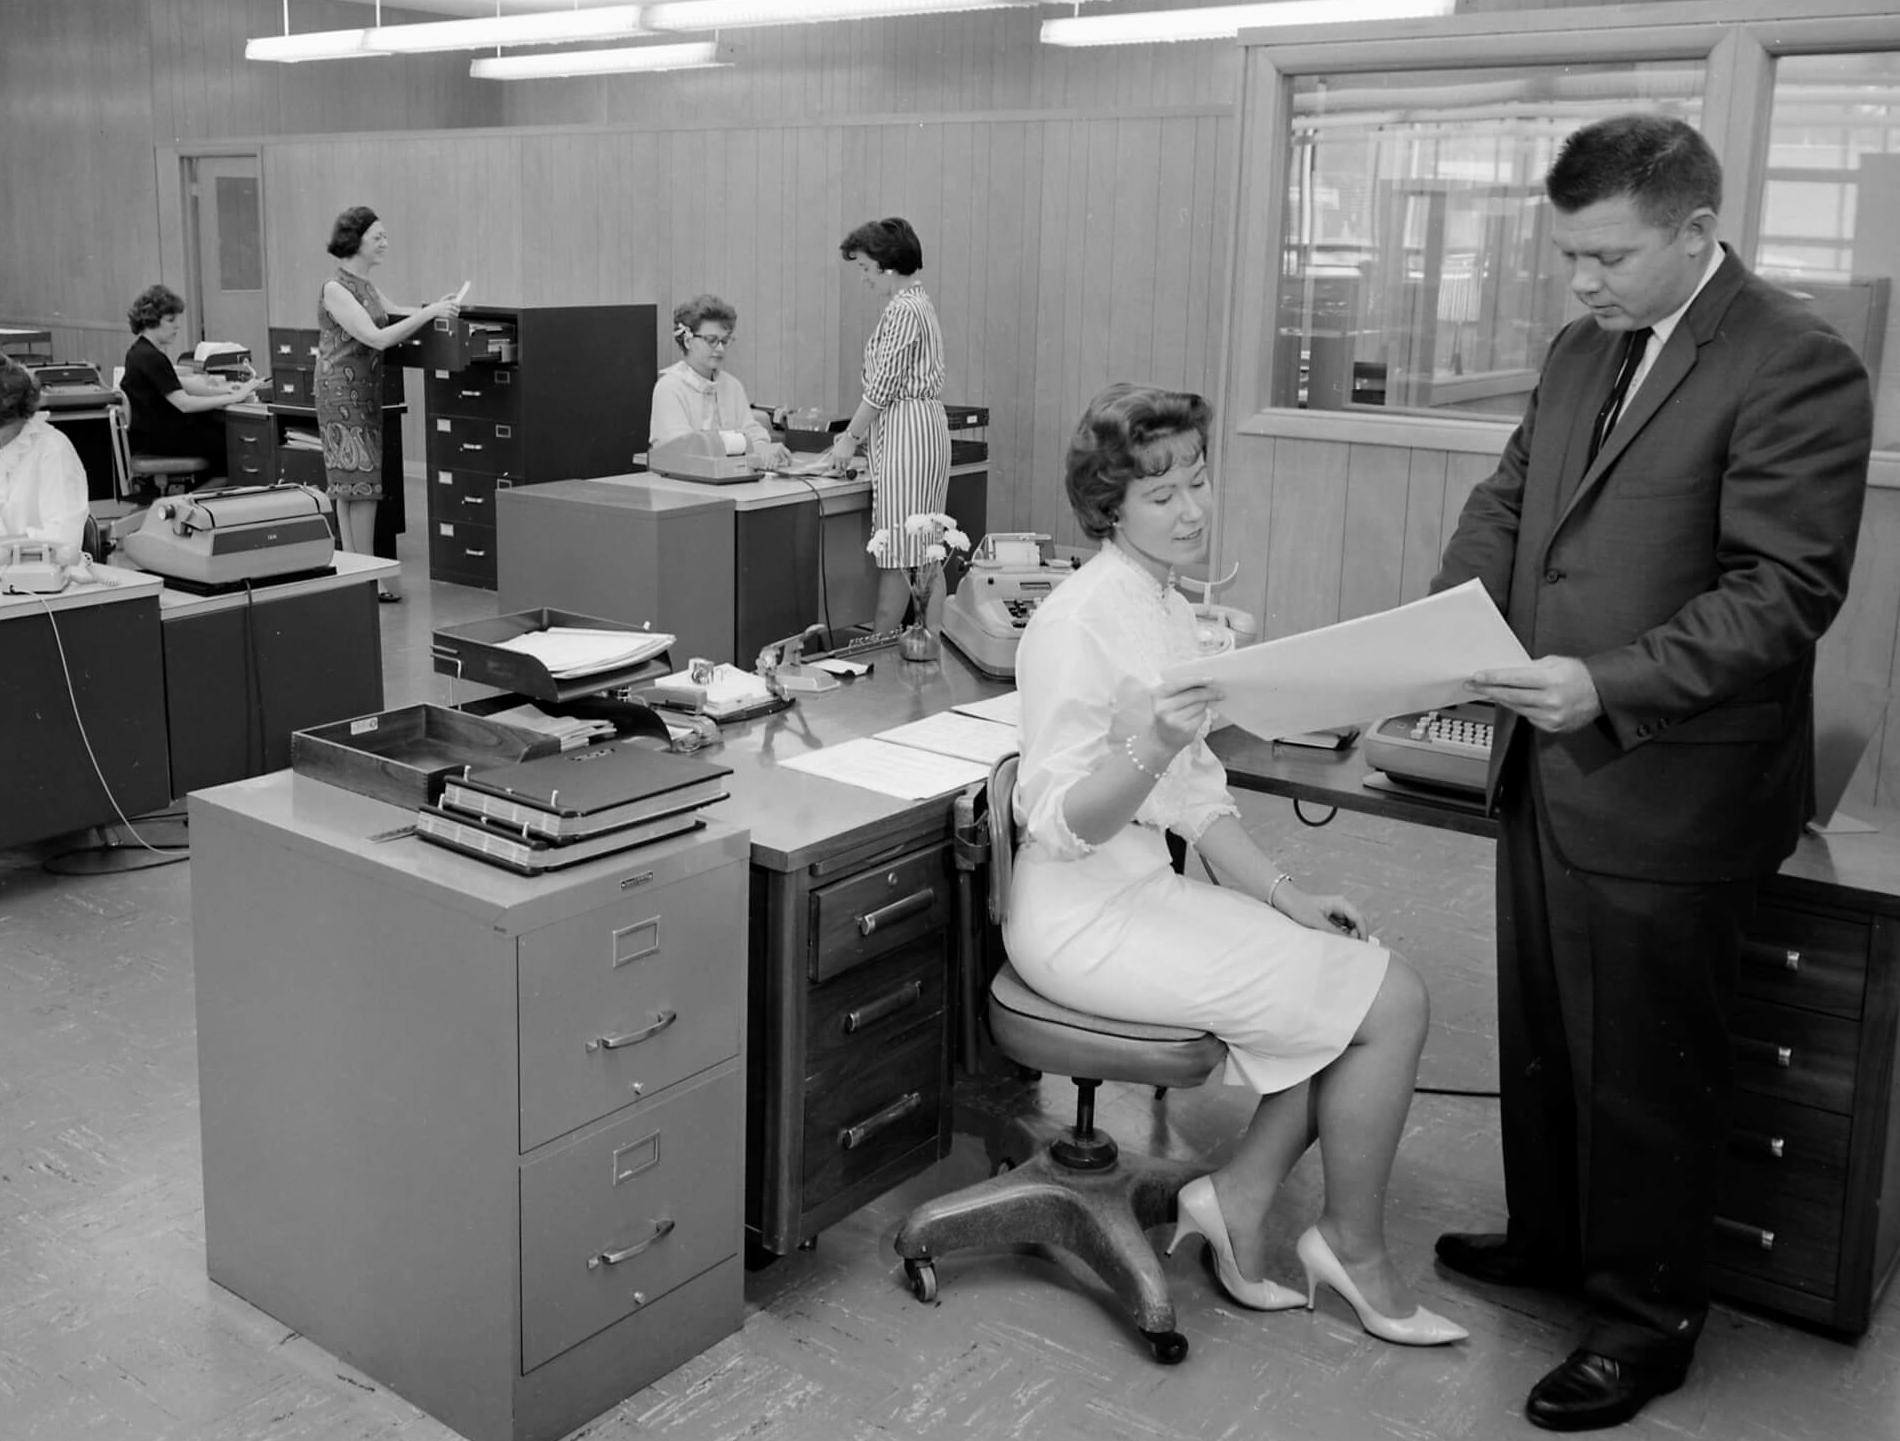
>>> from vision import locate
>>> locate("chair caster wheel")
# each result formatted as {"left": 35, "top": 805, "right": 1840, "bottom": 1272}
{"left": 1143, "top": 1329, "right": 1189, "bottom": 1365}
{"left": 905, "top": 1258, "right": 938, "bottom": 1303}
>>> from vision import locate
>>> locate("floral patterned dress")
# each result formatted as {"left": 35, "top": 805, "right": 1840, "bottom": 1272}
{"left": 316, "top": 267, "right": 386, "bottom": 500}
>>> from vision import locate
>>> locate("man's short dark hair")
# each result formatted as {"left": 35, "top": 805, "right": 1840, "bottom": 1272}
{"left": 838, "top": 217, "right": 924, "bottom": 276}
{"left": 1546, "top": 113, "right": 1722, "bottom": 230}
{"left": 327, "top": 205, "right": 379, "bottom": 259}
{"left": 127, "top": 283, "right": 185, "bottom": 335}
{"left": 1064, "top": 383, "right": 1213, "bottom": 541}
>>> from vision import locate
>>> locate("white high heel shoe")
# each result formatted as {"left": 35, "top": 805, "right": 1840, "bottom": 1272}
{"left": 1166, "top": 1176, "right": 1305, "bottom": 1311}
{"left": 1295, "top": 1226, "right": 1468, "bottom": 1346}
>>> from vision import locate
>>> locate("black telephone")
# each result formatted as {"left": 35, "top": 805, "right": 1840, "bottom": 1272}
{"left": 1361, "top": 701, "right": 1495, "bottom": 796}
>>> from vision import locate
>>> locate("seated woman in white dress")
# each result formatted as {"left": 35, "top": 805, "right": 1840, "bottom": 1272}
{"left": 0, "top": 357, "right": 89, "bottom": 557}
{"left": 1005, "top": 382, "right": 1464, "bottom": 1346}
{"left": 649, "top": 294, "right": 792, "bottom": 470}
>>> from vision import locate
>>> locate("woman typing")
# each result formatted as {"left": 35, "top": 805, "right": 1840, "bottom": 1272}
{"left": 121, "top": 283, "right": 264, "bottom": 486}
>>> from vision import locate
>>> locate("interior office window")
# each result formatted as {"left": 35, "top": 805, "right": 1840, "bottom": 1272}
{"left": 216, "top": 176, "right": 263, "bottom": 293}
{"left": 1758, "top": 51, "right": 1900, "bottom": 452}
{"left": 1275, "top": 63, "right": 1704, "bottom": 418}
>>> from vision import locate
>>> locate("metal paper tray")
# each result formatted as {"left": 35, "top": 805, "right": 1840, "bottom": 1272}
{"left": 431, "top": 608, "right": 673, "bottom": 703}
{"left": 291, "top": 703, "right": 559, "bottom": 811}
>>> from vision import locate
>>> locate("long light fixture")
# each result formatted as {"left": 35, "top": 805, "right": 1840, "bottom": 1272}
{"left": 643, "top": 0, "right": 1033, "bottom": 30}
{"left": 245, "top": 28, "right": 385, "bottom": 63}
{"left": 373, "top": 5, "right": 656, "bottom": 56}
{"left": 471, "top": 40, "right": 728, "bottom": 80}
{"left": 1042, "top": 0, "right": 1456, "bottom": 46}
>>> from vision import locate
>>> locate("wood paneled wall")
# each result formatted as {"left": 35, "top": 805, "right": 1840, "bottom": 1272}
{"left": 258, "top": 109, "right": 1233, "bottom": 538}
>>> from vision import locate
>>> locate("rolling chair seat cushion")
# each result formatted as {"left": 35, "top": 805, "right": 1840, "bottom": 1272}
{"left": 988, "top": 963, "right": 1226, "bottom": 1090}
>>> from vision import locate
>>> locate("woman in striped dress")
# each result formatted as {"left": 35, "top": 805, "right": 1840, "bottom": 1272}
{"left": 827, "top": 217, "right": 952, "bottom": 635}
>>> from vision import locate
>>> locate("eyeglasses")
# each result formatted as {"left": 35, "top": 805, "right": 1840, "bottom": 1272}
{"left": 692, "top": 333, "right": 735, "bottom": 349}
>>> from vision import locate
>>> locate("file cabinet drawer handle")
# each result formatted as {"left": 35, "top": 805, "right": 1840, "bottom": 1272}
{"left": 840, "top": 1091, "right": 922, "bottom": 1150}
{"left": 856, "top": 888, "right": 934, "bottom": 937}
{"left": 1714, "top": 1216, "right": 1775, "bottom": 1251}
{"left": 1730, "top": 1129, "right": 1786, "bottom": 1160}
{"left": 1783, "top": 948, "right": 1801, "bottom": 973}
{"left": 586, "top": 1009, "right": 677, "bottom": 1052}
{"left": 464, "top": 495, "right": 486, "bottom": 506}
{"left": 844, "top": 979, "right": 924, "bottom": 1033}
{"left": 587, "top": 1217, "right": 675, "bottom": 1270}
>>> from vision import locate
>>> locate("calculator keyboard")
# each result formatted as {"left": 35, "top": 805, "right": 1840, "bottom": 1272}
{"left": 1406, "top": 710, "right": 1493, "bottom": 756}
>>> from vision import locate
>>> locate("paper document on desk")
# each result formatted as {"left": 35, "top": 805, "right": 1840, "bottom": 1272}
{"left": 1160, "top": 580, "right": 1530, "bottom": 742}
{"left": 779, "top": 737, "right": 989, "bottom": 799}
{"left": 496, "top": 627, "right": 674, "bottom": 679}
{"left": 878, "top": 711, "right": 1019, "bottom": 766}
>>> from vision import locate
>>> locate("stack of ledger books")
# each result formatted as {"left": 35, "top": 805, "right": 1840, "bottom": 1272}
{"left": 413, "top": 741, "right": 731, "bottom": 875}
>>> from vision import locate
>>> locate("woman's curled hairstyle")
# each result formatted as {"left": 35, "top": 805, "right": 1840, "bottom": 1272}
{"left": 126, "top": 283, "right": 185, "bottom": 335}
{"left": 1065, "top": 382, "right": 1212, "bottom": 540}
{"left": 0, "top": 357, "right": 43, "bottom": 424}
{"left": 838, "top": 217, "right": 924, "bottom": 276}
{"left": 328, "top": 205, "right": 379, "bottom": 259}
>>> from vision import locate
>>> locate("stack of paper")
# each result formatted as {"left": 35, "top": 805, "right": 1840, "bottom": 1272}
{"left": 481, "top": 701, "right": 617, "bottom": 749}
{"left": 778, "top": 704, "right": 1018, "bottom": 800}
{"left": 281, "top": 425, "right": 323, "bottom": 451}
{"left": 495, "top": 627, "right": 674, "bottom": 679}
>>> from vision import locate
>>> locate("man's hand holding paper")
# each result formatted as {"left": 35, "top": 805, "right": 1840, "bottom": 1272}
{"left": 1159, "top": 579, "right": 1531, "bottom": 741}
{"left": 1465, "top": 654, "right": 1602, "bottom": 734}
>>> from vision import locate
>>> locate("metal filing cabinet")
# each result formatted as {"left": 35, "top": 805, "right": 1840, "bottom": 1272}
{"left": 402, "top": 304, "right": 657, "bottom": 590}
{"left": 192, "top": 775, "right": 749, "bottom": 1441}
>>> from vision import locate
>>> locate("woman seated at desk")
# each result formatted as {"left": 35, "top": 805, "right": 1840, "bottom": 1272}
{"left": 1005, "top": 382, "right": 1464, "bottom": 1346}
{"left": 0, "top": 357, "right": 88, "bottom": 556}
{"left": 122, "top": 284, "right": 264, "bottom": 486}
{"left": 649, "top": 294, "right": 792, "bottom": 470}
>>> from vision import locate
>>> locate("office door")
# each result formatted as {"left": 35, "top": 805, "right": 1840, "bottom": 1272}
{"left": 189, "top": 155, "right": 268, "bottom": 371}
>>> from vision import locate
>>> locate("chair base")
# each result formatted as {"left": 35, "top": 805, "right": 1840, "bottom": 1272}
{"left": 894, "top": 1113, "right": 1207, "bottom": 1360}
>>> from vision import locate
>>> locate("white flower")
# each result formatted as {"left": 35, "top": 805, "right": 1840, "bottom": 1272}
{"left": 944, "top": 526, "right": 971, "bottom": 552}
{"left": 924, "top": 542, "right": 946, "bottom": 562}
{"left": 866, "top": 528, "right": 891, "bottom": 557}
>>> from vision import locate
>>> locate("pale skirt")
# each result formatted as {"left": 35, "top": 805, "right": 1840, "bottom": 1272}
{"left": 1003, "top": 824, "right": 1389, "bottom": 1094}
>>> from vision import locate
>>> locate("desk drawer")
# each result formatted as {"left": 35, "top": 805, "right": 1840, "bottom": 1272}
{"left": 808, "top": 841, "right": 950, "bottom": 983}
{"left": 428, "top": 414, "right": 522, "bottom": 478}
{"left": 430, "top": 468, "right": 502, "bottom": 527}
{"left": 425, "top": 366, "right": 520, "bottom": 422}
{"left": 801, "top": 1028, "right": 945, "bottom": 1211}
{"left": 1731, "top": 998, "right": 1859, "bottom": 1115}
{"left": 805, "top": 938, "right": 945, "bottom": 1070}
{"left": 519, "top": 1064, "right": 740, "bottom": 1372}
{"left": 518, "top": 864, "right": 744, "bottom": 1151}
{"left": 1738, "top": 902, "right": 1867, "bottom": 1021}
{"left": 428, "top": 521, "right": 496, "bottom": 587}
{"left": 1713, "top": 1095, "right": 1849, "bottom": 1297}
{"left": 226, "top": 412, "right": 273, "bottom": 456}
{"left": 231, "top": 454, "right": 272, "bottom": 486}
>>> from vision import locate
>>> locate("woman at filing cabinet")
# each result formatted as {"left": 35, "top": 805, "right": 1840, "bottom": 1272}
{"left": 826, "top": 217, "right": 951, "bottom": 635}
{"left": 122, "top": 283, "right": 265, "bottom": 486}
{"left": 650, "top": 294, "right": 793, "bottom": 470}
{"left": 316, "top": 205, "right": 461, "bottom": 601}
{"left": 0, "top": 357, "right": 89, "bottom": 556}
{"left": 1005, "top": 382, "right": 1463, "bottom": 1346}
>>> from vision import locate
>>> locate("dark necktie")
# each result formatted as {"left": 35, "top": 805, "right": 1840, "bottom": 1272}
{"left": 1587, "top": 326, "right": 1652, "bottom": 464}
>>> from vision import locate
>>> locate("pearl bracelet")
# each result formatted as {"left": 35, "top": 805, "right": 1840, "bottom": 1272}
{"left": 1267, "top": 872, "right": 1292, "bottom": 910}
{"left": 1120, "top": 735, "right": 1163, "bottom": 781}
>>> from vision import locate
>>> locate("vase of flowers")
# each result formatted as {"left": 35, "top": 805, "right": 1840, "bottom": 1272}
{"left": 867, "top": 511, "right": 971, "bottom": 663}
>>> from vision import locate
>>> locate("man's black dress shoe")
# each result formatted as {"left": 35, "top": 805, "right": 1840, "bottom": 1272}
{"left": 1525, "top": 1350, "right": 1687, "bottom": 1432}
{"left": 1435, "top": 1232, "right": 1578, "bottom": 1288}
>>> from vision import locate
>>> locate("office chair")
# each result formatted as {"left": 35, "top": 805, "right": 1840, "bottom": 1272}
{"left": 894, "top": 754, "right": 1228, "bottom": 1364}
{"left": 107, "top": 401, "right": 209, "bottom": 501}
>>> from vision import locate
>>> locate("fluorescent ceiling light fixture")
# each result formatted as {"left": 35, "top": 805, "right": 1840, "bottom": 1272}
{"left": 1042, "top": 0, "right": 1455, "bottom": 46}
{"left": 470, "top": 41, "right": 728, "bottom": 79}
{"left": 371, "top": 6, "right": 656, "bottom": 56}
{"left": 245, "top": 28, "right": 384, "bottom": 62}
{"left": 644, "top": 0, "right": 1032, "bottom": 31}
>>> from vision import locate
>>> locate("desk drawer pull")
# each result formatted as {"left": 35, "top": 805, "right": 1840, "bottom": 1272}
{"left": 1730, "top": 1129, "right": 1786, "bottom": 1160}
{"left": 586, "top": 1217, "right": 674, "bottom": 1270}
{"left": 856, "top": 888, "right": 934, "bottom": 938}
{"left": 1738, "top": 1037, "right": 1794, "bottom": 1068}
{"left": 586, "top": 1009, "right": 677, "bottom": 1052}
{"left": 840, "top": 1091, "right": 922, "bottom": 1150}
{"left": 844, "top": 979, "right": 924, "bottom": 1034}
{"left": 1714, "top": 1216, "right": 1775, "bottom": 1252}
{"left": 464, "top": 548, "right": 487, "bottom": 558}
{"left": 1782, "top": 948, "right": 1802, "bottom": 973}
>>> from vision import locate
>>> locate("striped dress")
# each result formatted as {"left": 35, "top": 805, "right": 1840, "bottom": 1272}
{"left": 862, "top": 285, "right": 950, "bottom": 569}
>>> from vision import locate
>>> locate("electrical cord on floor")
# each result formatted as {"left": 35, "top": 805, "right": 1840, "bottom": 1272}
{"left": 18, "top": 591, "right": 191, "bottom": 873}
{"left": 1414, "top": 1085, "right": 1500, "bottom": 1098}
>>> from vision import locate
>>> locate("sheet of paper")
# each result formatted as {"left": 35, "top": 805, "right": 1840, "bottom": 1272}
{"left": 950, "top": 691, "right": 1021, "bottom": 727}
{"left": 1161, "top": 580, "right": 1530, "bottom": 742}
{"left": 779, "top": 737, "right": 989, "bottom": 800}
{"left": 877, "top": 711, "right": 1019, "bottom": 766}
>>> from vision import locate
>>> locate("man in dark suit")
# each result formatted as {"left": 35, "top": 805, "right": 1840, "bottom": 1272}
{"left": 1431, "top": 114, "right": 1871, "bottom": 1431}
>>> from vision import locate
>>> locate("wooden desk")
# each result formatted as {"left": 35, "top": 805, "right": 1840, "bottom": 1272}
{"left": 1210, "top": 726, "right": 1900, "bottom": 1336}
{"left": 701, "top": 645, "right": 1008, "bottom": 1255}
{"left": 191, "top": 779, "right": 749, "bottom": 1441}
{"left": 0, "top": 566, "right": 170, "bottom": 847}
{"left": 156, "top": 552, "right": 394, "bottom": 794}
